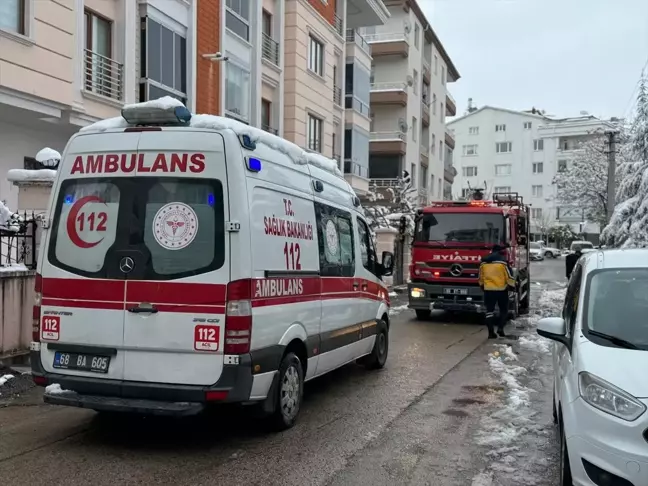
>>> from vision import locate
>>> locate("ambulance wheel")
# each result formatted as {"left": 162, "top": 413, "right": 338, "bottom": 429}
{"left": 359, "top": 319, "right": 389, "bottom": 370}
{"left": 267, "top": 352, "right": 304, "bottom": 431}
{"left": 415, "top": 309, "right": 431, "bottom": 320}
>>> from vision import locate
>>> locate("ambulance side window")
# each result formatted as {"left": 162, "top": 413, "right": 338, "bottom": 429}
{"left": 357, "top": 217, "right": 377, "bottom": 275}
{"left": 314, "top": 202, "right": 355, "bottom": 277}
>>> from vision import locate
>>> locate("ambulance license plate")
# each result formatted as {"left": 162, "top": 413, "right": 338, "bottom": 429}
{"left": 443, "top": 288, "right": 468, "bottom": 295}
{"left": 53, "top": 352, "right": 110, "bottom": 374}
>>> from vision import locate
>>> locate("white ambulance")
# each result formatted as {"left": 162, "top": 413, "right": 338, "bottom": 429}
{"left": 31, "top": 98, "right": 394, "bottom": 430}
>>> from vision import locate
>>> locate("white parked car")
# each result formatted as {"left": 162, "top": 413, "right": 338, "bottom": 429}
{"left": 540, "top": 245, "right": 562, "bottom": 259}
{"left": 570, "top": 240, "right": 595, "bottom": 254}
{"left": 529, "top": 242, "right": 544, "bottom": 261}
{"left": 537, "top": 248, "right": 648, "bottom": 486}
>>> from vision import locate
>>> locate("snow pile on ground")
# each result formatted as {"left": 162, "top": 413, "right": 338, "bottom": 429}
{"left": 389, "top": 304, "right": 409, "bottom": 316}
{"left": 45, "top": 383, "right": 73, "bottom": 395}
{"left": 79, "top": 97, "right": 343, "bottom": 178}
{"left": 0, "top": 374, "right": 14, "bottom": 387}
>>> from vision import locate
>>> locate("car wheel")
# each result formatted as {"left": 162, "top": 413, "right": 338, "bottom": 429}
{"left": 359, "top": 319, "right": 389, "bottom": 370}
{"left": 545, "top": 251, "right": 554, "bottom": 258}
{"left": 266, "top": 352, "right": 304, "bottom": 431}
{"left": 415, "top": 309, "right": 431, "bottom": 320}
{"left": 559, "top": 418, "right": 573, "bottom": 486}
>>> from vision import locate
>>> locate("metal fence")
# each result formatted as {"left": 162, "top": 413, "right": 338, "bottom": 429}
{"left": 0, "top": 212, "right": 38, "bottom": 270}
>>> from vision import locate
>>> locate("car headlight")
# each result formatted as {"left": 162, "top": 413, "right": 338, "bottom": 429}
{"left": 578, "top": 372, "right": 646, "bottom": 421}
{"left": 410, "top": 287, "right": 425, "bottom": 298}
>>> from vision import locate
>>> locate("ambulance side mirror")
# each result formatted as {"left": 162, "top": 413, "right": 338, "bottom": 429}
{"left": 380, "top": 251, "right": 394, "bottom": 276}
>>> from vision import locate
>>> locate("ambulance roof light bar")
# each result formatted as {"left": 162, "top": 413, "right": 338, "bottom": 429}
{"left": 121, "top": 105, "right": 192, "bottom": 126}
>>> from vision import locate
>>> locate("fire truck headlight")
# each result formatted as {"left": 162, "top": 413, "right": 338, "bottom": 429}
{"left": 411, "top": 287, "right": 425, "bottom": 298}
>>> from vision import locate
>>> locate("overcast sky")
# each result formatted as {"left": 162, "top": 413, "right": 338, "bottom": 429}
{"left": 422, "top": 0, "right": 648, "bottom": 120}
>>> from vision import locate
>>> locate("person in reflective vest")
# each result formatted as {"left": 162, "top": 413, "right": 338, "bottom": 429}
{"left": 478, "top": 244, "right": 516, "bottom": 339}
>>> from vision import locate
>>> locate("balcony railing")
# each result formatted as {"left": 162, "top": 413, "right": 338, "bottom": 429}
{"left": 262, "top": 124, "right": 278, "bottom": 135}
{"left": 370, "top": 81, "right": 407, "bottom": 92}
{"left": 344, "top": 160, "right": 369, "bottom": 178}
{"left": 333, "top": 85, "right": 342, "bottom": 106}
{"left": 344, "top": 95, "right": 370, "bottom": 116}
{"left": 369, "top": 178, "right": 400, "bottom": 189}
{"left": 420, "top": 145, "right": 429, "bottom": 156}
{"left": 370, "top": 131, "right": 406, "bottom": 142}
{"left": 423, "top": 58, "right": 431, "bottom": 73}
{"left": 307, "top": 139, "right": 322, "bottom": 152}
{"left": 84, "top": 49, "right": 123, "bottom": 101}
{"left": 345, "top": 29, "right": 371, "bottom": 56}
{"left": 262, "top": 33, "right": 279, "bottom": 65}
{"left": 446, "top": 90, "right": 456, "bottom": 107}
{"left": 334, "top": 14, "right": 343, "bottom": 36}
{"left": 363, "top": 32, "right": 408, "bottom": 43}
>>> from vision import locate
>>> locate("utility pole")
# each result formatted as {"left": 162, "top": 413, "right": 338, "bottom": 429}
{"left": 605, "top": 130, "right": 619, "bottom": 223}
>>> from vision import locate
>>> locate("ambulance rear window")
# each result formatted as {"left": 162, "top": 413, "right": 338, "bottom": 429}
{"left": 48, "top": 178, "right": 225, "bottom": 279}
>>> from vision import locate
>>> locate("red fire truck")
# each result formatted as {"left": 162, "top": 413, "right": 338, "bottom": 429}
{"left": 407, "top": 192, "right": 531, "bottom": 320}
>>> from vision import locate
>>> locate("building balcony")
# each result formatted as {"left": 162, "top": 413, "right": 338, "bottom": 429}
{"left": 446, "top": 92, "right": 457, "bottom": 116}
{"left": 346, "top": 29, "right": 372, "bottom": 56}
{"left": 422, "top": 102, "right": 430, "bottom": 127}
{"left": 420, "top": 146, "right": 429, "bottom": 167}
{"left": 370, "top": 82, "right": 408, "bottom": 106}
{"left": 423, "top": 59, "right": 431, "bottom": 84}
{"left": 418, "top": 189, "right": 428, "bottom": 207}
{"left": 445, "top": 128, "right": 456, "bottom": 149}
{"left": 262, "top": 34, "right": 280, "bottom": 66}
{"left": 84, "top": 49, "right": 124, "bottom": 101}
{"left": 344, "top": 159, "right": 370, "bottom": 194}
{"left": 334, "top": 14, "right": 344, "bottom": 36}
{"left": 364, "top": 32, "right": 409, "bottom": 57}
{"left": 444, "top": 165, "right": 457, "bottom": 183}
{"left": 333, "top": 85, "right": 342, "bottom": 106}
{"left": 262, "top": 124, "right": 278, "bottom": 135}
{"left": 346, "top": 0, "right": 390, "bottom": 29}
{"left": 370, "top": 131, "right": 407, "bottom": 155}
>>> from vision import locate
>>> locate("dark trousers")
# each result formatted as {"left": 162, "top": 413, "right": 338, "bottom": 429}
{"left": 484, "top": 290, "right": 509, "bottom": 334}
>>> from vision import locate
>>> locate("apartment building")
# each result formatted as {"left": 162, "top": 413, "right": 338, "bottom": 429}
{"left": 449, "top": 106, "right": 616, "bottom": 238}
{"left": 361, "top": 0, "right": 460, "bottom": 205}
{"left": 0, "top": 0, "right": 137, "bottom": 210}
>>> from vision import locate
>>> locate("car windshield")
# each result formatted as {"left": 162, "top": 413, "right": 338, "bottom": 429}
{"left": 584, "top": 268, "right": 648, "bottom": 350}
{"left": 414, "top": 212, "right": 504, "bottom": 245}
{"left": 530, "top": 242, "right": 541, "bottom": 249}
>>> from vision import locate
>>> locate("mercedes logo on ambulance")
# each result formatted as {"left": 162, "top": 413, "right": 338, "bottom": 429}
{"left": 449, "top": 263, "right": 463, "bottom": 277}
{"left": 119, "top": 257, "right": 135, "bottom": 274}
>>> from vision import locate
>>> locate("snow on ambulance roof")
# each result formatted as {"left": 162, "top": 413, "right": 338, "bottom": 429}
{"left": 79, "top": 97, "right": 343, "bottom": 178}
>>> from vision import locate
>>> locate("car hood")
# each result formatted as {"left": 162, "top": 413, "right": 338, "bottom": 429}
{"left": 578, "top": 340, "right": 648, "bottom": 398}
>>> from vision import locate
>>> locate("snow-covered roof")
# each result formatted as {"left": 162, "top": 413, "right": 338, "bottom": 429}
{"left": 80, "top": 97, "right": 343, "bottom": 178}
{"left": 448, "top": 105, "right": 551, "bottom": 125}
{"left": 7, "top": 169, "right": 57, "bottom": 184}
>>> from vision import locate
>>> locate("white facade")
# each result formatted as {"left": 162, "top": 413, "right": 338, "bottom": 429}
{"left": 449, "top": 106, "right": 615, "bottom": 236}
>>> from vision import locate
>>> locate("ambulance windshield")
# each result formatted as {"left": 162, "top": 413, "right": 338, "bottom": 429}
{"left": 414, "top": 212, "right": 505, "bottom": 245}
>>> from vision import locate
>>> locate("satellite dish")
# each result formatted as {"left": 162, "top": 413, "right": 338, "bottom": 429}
{"left": 398, "top": 118, "right": 408, "bottom": 133}
{"left": 403, "top": 20, "right": 411, "bottom": 33}
{"left": 406, "top": 75, "right": 414, "bottom": 86}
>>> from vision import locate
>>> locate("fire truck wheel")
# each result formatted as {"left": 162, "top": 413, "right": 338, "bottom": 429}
{"left": 415, "top": 309, "right": 431, "bottom": 320}
{"left": 508, "top": 292, "right": 519, "bottom": 319}
{"left": 519, "top": 281, "right": 530, "bottom": 315}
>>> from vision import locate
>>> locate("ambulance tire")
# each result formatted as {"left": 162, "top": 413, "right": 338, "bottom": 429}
{"left": 415, "top": 309, "right": 431, "bottom": 320}
{"left": 266, "top": 352, "right": 304, "bottom": 431}
{"left": 358, "top": 319, "right": 389, "bottom": 370}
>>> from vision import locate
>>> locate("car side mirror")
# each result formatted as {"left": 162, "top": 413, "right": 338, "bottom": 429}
{"left": 381, "top": 251, "right": 394, "bottom": 276}
{"left": 537, "top": 317, "right": 570, "bottom": 349}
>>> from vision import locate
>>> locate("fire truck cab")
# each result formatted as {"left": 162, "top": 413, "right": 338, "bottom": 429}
{"left": 408, "top": 192, "right": 530, "bottom": 320}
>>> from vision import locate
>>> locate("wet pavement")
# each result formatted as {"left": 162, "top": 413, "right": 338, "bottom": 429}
{"left": 0, "top": 259, "right": 565, "bottom": 485}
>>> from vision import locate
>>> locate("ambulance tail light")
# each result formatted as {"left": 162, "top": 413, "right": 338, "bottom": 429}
{"left": 33, "top": 273, "right": 42, "bottom": 342}
{"left": 225, "top": 279, "right": 253, "bottom": 355}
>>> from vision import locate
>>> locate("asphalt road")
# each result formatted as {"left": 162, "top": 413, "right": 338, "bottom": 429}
{"left": 0, "top": 259, "right": 565, "bottom": 485}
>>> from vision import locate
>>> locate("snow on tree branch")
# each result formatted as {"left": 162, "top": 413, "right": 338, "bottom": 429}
{"left": 602, "top": 76, "right": 648, "bottom": 247}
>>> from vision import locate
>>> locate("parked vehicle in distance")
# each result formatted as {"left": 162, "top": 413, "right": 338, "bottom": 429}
{"left": 541, "top": 244, "right": 562, "bottom": 259}
{"left": 537, "top": 248, "right": 648, "bottom": 486}
{"left": 529, "top": 242, "right": 544, "bottom": 261}
{"left": 30, "top": 100, "right": 395, "bottom": 430}
{"left": 569, "top": 240, "right": 595, "bottom": 254}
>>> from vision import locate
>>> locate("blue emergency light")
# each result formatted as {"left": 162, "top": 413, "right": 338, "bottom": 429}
{"left": 121, "top": 104, "right": 192, "bottom": 125}
{"left": 64, "top": 195, "right": 74, "bottom": 204}
{"left": 246, "top": 157, "right": 262, "bottom": 173}
{"left": 207, "top": 193, "right": 215, "bottom": 206}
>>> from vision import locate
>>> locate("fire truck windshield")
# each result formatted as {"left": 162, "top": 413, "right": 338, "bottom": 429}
{"left": 414, "top": 212, "right": 505, "bottom": 245}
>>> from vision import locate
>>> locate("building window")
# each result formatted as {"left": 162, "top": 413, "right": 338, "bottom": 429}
{"left": 412, "top": 117, "right": 417, "bottom": 142}
{"left": 440, "top": 102, "right": 444, "bottom": 119}
{"left": 431, "top": 134, "right": 436, "bottom": 155}
{"left": 469, "top": 126, "right": 479, "bottom": 135}
{"left": 524, "top": 121, "right": 532, "bottom": 129}
{"left": 494, "top": 186, "right": 511, "bottom": 193}
{"left": 531, "top": 208, "right": 543, "bottom": 220}
{"left": 85, "top": 10, "right": 114, "bottom": 98}
{"left": 532, "top": 185, "right": 543, "bottom": 197}
{"left": 496, "top": 142, "right": 512, "bottom": 153}
{"left": 461, "top": 188, "right": 471, "bottom": 198}
{"left": 412, "top": 69, "right": 418, "bottom": 95}
{"left": 434, "top": 55, "right": 438, "bottom": 74}
{"left": 533, "top": 139, "right": 544, "bottom": 151}
{"left": 225, "top": 0, "right": 250, "bottom": 41}
{"left": 462, "top": 144, "right": 478, "bottom": 156}
{"left": 462, "top": 166, "right": 478, "bottom": 177}
{"left": 495, "top": 124, "right": 506, "bottom": 132}
{"left": 308, "top": 114, "right": 323, "bottom": 152}
{"left": 441, "top": 66, "right": 445, "bottom": 85}
{"left": 308, "top": 35, "right": 324, "bottom": 76}
{"left": 225, "top": 63, "right": 250, "bottom": 120}
{"left": 411, "top": 164, "right": 416, "bottom": 187}
{"left": 558, "top": 160, "right": 567, "bottom": 172}
{"left": 421, "top": 165, "right": 427, "bottom": 188}
{"left": 440, "top": 141, "right": 443, "bottom": 160}
{"left": 262, "top": 9, "right": 272, "bottom": 36}
{"left": 432, "top": 93, "right": 437, "bottom": 115}
{"left": 1, "top": 0, "right": 25, "bottom": 34}
{"left": 532, "top": 162, "right": 544, "bottom": 174}
{"left": 261, "top": 99, "right": 274, "bottom": 133}
{"left": 141, "top": 17, "right": 187, "bottom": 103}
{"left": 414, "top": 23, "right": 420, "bottom": 48}
{"left": 495, "top": 164, "right": 511, "bottom": 176}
